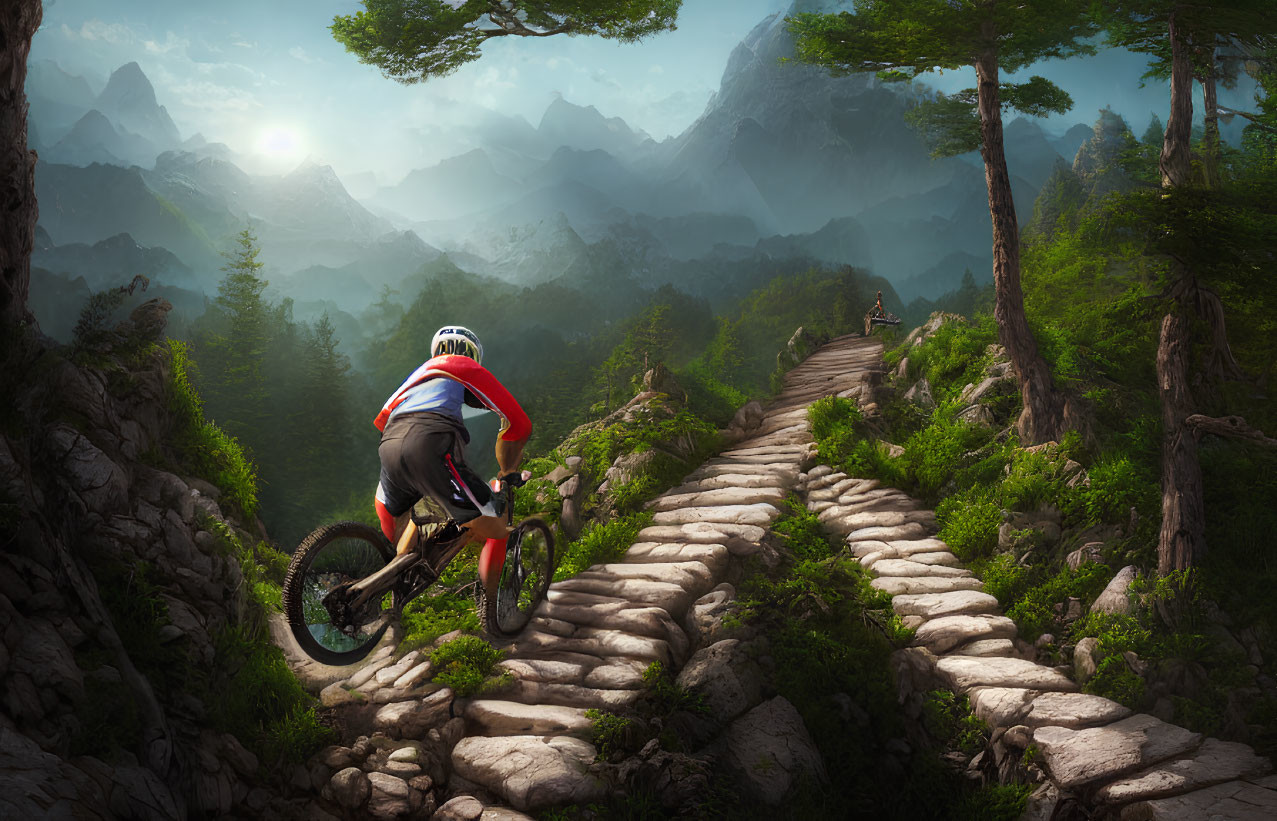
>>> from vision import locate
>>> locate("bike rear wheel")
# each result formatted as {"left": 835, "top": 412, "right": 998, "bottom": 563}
{"left": 480, "top": 518, "right": 555, "bottom": 638}
{"left": 282, "top": 521, "right": 403, "bottom": 666}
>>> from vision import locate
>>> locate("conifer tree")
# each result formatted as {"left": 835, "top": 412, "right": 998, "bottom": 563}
{"left": 789, "top": 0, "right": 1098, "bottom": 444}
{"left": 203, "top": 230, "right": 271, "bottom": 443}
{"left": 332, "top": 0, "right": 681, "bottom": 82}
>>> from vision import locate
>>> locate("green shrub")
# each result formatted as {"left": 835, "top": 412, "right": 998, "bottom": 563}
{"left": 956, "top": 784, "right": 1033, "bottom": 821}
{"left": 584, "top": 709, "right": 639, "bottom": 760}
{"left": 1085, "top": 655, "right": 1146, "bottom": 708}
{"left": 1082, "top": 454, "right": 1158, "bottom": 525}
{"left": 922, "top": 691, "right": 988, "bottom": 756}
{"left": 772, "top": 495, "right": 836, "bottom": 560}
{"left": 1004, "top": 562, "right": 1115, "bottom": 641}
{"left": 260, "top": 704, "right": 335, "bottom": 766}
{"left": 166, "top": 340, "right": 259, "bottom": 517}
{"left": 641, "top": 662, "right": 707, "bottom": 715}
{"left": 900, "top": 413, "right": 990, "bottom": 499}
{"left": 554, "top": 512, "right": 653, "bottom": 581}
{"left": 430, "top": 635, "right": 509, "bottom": 697}
{"left": 936, "top": 489, "right": 1001, "bottom": 561}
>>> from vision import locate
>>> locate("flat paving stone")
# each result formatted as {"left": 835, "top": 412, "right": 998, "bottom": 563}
{"left": 952, "top": 638, "right": 1018, "bottom": 657}
{"left": 1117, "top": 779, "right": 1277, "bottom": 820}
{"left": 890, "top": 538, "right": 952, "bottom": 556}
{"left": 503, "top": 680, "right": 642, "bottom": 711}
{"left": 534, "top": 598, "right": 689, "bottom": 651}
{"left": 636, "top": 522, "right": 766, "bottom": 546}
{"left": 512, "top": 626, "right": 674, "bottom": 665}
{"left": 870, "top": 559, "right": 973, "bottom": 578}
{"left": 935, "top": 656, "right": 1078, "bottom": 694}
{"left": 900, "top": 551, "right": 961, "bottom": 566}
{"left": 669, "top": 474, "right": 791, "bottom": 493}
{"left": 550, "top": 575, "right": 698, "bottom": 616}
{"left": 1095, "top": 738, "right": 1271, "bottom": 804}
{"left": 968, "top": 687, "right": 1131, "bottom": 730}
{"left": 651, "top": 503, "right": 782, "bottom": 527}
{"left": 1033, "top": 714, "right": 1202, "bottom": 790}
{"left": 912, "top": 614, "right": 1017, "bottom": 654}
{"left": 589, "top": 560, "right": 715, "bottom": 591}
{"left": 872, "top": 576, "right": 986, "bottom": 595}
{"left": 892, "top": 590, "right": 1001, "bottom": 619}
{"left": 648, "top": 486, "right": 786, "bottom": 512}
{"left": 624, "top": 542, "right": 729, "bottom": 576}
{"left": 846, "top": 523, "right": 929, "bottom": 542}
{"left": 465, "top": 700, "right": 593, "bottom": 738}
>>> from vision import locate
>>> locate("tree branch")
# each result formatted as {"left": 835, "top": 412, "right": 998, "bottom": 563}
{"left": 1185, "top": 414, "right": 1277, "bottom": 449}
{"left": 1216, "top": 105, "right": 1277, "bottom": 134}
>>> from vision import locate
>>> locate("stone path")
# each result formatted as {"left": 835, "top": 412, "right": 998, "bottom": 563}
{"left": 287, "top": 332, "right": 1277, "bottom": 819}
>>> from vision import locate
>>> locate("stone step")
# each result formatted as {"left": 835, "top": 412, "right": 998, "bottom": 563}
{"left": 1033, "top": 714, "right": 1202, "bottom": 791}
{"left": 651, "top": 503, "right": 781, "bottom": 527}
{"left": 719, "top": 443, "right": 810, "bottom": 458}
{"left": 823, "top": 509, "right": 936, "bottom": 534}
{"left": 934, "top": 656, "right": 1078, "bottom": 694}
{"left": 511, "top": 626, "right": 674, "bottom": 665}
{"left": 451, "top": 735, "right": 605, "bottom": 811}
{"left": 967, "top": 687, "right": 1132, "bottom": 731}
{"left": 647, "top": 486, "right": 786, "bottom": 512}
{"left": 869, "top": 559, "right": 972, "bottom": 579}
{"left": 911, "top": 614, "right": 1018, "bottom": 654}
{"left": 586, "top": 560, "right": 715, "bottom": 592}
{"left": 685, "top": 463, "right": 799, "bottom": 482}
{"left": 503, "top": 680, "right": 644, "bottom": 711}
{"left": 636, "top": 522, "right": 766, "bottom": 548}
{"left": 549, "top": 575, "right": 698, "bottom": 616}
{"left": 667, "top": 474, "right": 790, "bottom": 494}
{"left": 464, "top": 700, "right": 593, "bottom": 738}
{"left": 892, "top": 590, "right": 1000, "bottom": 619}
{"left": 846, "top": 523, "right": 929, "bottom": 543}
{"left": 625, "top": 542, "right": 729, "bottom": 576}
{"left": 533, "top": 596, "right": 690, "bottom": 655}
{"left": 871, "top": 576, "right": 986, "bottom": 596}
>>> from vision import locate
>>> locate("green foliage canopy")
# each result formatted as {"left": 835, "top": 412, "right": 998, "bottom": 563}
{"left": 332, "top": 0, "right": 682, "bottom": 82}
{"left": 789, "top": 1, "right": 1095, "bottom": 156}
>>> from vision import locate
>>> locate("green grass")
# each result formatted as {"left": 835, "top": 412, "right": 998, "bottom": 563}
{"left": 553, "top": 512, "right": 653, "bottom": 581}
{"left": 166, "top": 340, "right": 259, "bottom": 518}
{"left": 430, "top": 635, "right": 510, "bottom": 697}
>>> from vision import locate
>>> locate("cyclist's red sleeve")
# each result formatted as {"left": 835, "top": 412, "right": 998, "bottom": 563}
{"left": 374, "top": 355, "right": 531, "bottom": 441}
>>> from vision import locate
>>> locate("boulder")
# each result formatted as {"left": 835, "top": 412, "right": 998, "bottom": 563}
{"left": 1074, "top": 637, "right": 1100, "bottom": 684}
{"left": 968, "top": 687, "right": 1131, "bottom": 730}
{"left": 904, "top": 378, "right": 935, "bottom": 410}
{"left": 721, "top": 696, "right": 826, "bottom": 806}
{"left": 675, "top": 639, "right": 765, "bottom": 723}
{"left": 328, "top": 767, "right": 371, "bottom": 810}
{"left": 1091, "top": 566, "right": 1138, "bottom": 615}
{"left": 432, "top": 795, "right": 484, "bottom": 820}
{"left": 911, "top": 615, "right": 1017, "bottom": 654}
{"left": 450, "top": 735, "right": 605, "bottom": 811}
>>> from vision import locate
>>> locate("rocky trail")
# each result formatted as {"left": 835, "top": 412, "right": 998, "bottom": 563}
{"left": 281, "top": 333, "right": 1277, "bottom": 820}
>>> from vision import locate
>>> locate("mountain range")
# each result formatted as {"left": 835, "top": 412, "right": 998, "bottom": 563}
{"left": 26, "top": 2, "right": 1092, "bottom": 343}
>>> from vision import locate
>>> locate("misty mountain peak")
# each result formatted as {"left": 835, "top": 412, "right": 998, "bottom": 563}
{"left": 99, "top": 62, "right": 158, "bottom": 111}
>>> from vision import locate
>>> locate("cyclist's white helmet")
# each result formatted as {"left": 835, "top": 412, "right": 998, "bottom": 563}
{"left": 431, "top": 325, "right": 483, "bottom": 365}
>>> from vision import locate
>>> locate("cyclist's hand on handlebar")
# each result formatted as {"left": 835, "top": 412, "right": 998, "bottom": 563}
{"left": 499, "top": 470, "right": 533, "bottom": 488}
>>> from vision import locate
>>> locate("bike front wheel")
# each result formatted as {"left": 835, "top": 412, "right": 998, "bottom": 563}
{"left": 282, "top": 521, "right": 403, "bottom": 666}
{"left": 480, "top": 518, "right": 555, "bottom": 638}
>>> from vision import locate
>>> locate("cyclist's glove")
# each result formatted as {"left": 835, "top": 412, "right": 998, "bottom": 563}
{"left": 500, "top": 471, "right": 531, "bottom": 488}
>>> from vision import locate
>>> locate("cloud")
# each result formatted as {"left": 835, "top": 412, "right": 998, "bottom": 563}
{"left": 289, "top": 46, "right": 318, "bottom": 64}
{"left": 63, "top": 19, "right": 135, "bottom": 45}
{"left": 589, "top": 68, "right": 622, "bottom": 91}
{"left": 649, "top": 65, "right": 665, "bottom": 75}
{"left": 144, "top": 31, "right": 188, "bottom": 56}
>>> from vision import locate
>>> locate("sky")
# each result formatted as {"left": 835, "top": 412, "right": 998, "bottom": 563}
{"left": 32, "top": 0, "right": 1260, "bottom": 185}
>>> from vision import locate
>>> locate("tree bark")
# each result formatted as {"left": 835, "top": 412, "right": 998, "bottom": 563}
{"left": 1161, "top": 11, "right": 1194, "bottom": 187}
{"left": 974, "top": 48, "right": 1065, "bottom": 445}
{"left": 0, "top": 0, "right": 41, "bottom": 332}
{"left": 1201, "top": 58, "right": 1221, "bottom": 187}
{"left": 1156, "top": 311, "right": 1206, "bottom": 574}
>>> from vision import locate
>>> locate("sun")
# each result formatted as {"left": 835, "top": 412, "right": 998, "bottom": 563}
{"left": 257, "top": 126, "right": 301, "bottom": 156}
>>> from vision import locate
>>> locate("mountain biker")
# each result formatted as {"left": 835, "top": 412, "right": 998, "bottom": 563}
{"left": 372, "top": 325, "right": 530, "bottom": 591}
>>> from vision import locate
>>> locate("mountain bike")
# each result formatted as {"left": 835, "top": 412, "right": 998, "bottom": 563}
{"left": 281, "top": 472, "right": 554, "bottom": 666}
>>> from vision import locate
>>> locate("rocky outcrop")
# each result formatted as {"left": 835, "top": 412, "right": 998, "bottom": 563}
{"left": 0, "top": 314, "right": 327, "bottom": 817}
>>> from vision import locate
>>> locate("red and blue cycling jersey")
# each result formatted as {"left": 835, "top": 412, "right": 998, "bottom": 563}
{"left": 374, "top": 354, "right": 531, "bottom": 442}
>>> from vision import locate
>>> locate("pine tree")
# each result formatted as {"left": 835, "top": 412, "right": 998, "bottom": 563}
{"left": 788, "top": 0, "right": 1098, "bottom": 444}
{"left": 202, "top": 230, "right": 271, "bottom": 443}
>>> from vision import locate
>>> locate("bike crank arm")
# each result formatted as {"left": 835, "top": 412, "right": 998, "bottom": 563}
{"left": 346, "top": 550, "right": 422, "bottom": 611}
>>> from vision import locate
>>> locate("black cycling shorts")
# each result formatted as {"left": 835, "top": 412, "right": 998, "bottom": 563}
{"left": 377, "top": 412, "right": 495, "bottom": 524}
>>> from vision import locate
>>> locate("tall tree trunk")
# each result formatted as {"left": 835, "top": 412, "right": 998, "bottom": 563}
{"left": 1201, "top": 54, "right": 1221, "bottom": 187}
{"left": 1161, "top": 11, "right": 1194, "bottom": 187}
{"left": 0, "top": 0, "right": 42, "bottom": 332}
{"left": 974, "top": 48, "right": 1065, "bottom": 445}
{"left": 1155, "top": 309, "right": 1206, "bottom": 573}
